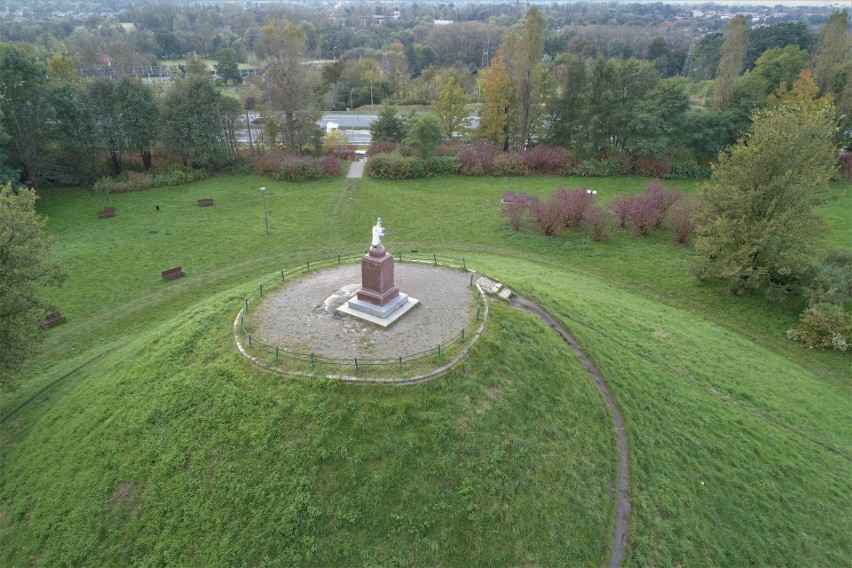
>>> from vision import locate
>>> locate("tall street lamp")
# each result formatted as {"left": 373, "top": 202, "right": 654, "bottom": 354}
{"left": 260, "top": 186, "right": 269, "bottom": 235}
{"left": 583, "top": 189, "right": 598, "bottom": 243}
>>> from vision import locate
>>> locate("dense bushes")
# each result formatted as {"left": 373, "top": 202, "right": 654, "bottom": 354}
{"left": 365, "top": 152, "right": 461, "bottom": 179}
{"left": 504, "top": 180, "right": 692, "bottom": 245}
{"left": 368, "top": 142, "right": 710, "bottom": 179}
{"left": 252, "top": 150, "right": 344, "bottom": 182}
{"left": 788, "top": 251, "right": 852, "bottom": 351}
{"left": 93, "top": 166, "right": 209, "bottom": 196}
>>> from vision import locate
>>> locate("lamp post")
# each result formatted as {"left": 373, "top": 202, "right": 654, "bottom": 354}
{"left": 260, "top": 186, "right": 269, "bottom": 235}
{"left": 583, "top": 189, "right": 598, "bottom": 243}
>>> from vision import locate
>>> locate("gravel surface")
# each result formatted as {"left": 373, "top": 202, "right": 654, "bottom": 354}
{"left": 249, "top": 263, "right": 475, "bottom": 359}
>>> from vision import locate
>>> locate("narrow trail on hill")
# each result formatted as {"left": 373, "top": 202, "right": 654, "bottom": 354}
{"left": 0, "top": 344, "right": 124, "bottom": 427}
{"left": 509, "top": 294, "right": 631, "bottom": 568}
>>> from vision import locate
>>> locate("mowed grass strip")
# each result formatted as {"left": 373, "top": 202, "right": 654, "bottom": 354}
{"left": 1, "top": 297, "right": 614, "bottom": 566}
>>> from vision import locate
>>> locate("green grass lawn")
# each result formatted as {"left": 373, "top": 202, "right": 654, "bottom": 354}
{"left": 1, "top": 173, "right": 849, "bottom": 566}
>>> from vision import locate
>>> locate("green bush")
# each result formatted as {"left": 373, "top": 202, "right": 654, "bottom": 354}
{"left": 667, "top": 161, "right": 711, "bottom": 179}
{"left": 803, "top": 251, "right": 852, "bottom": 306}
{"left": 428, "top": 156, "right": 461, "bottom": 176}
{"left": 366, "top": 152, "right": 428, "bottom": 179}
{"left": 92, "top": 166, "right": 209, "bottom": 196}
{"left": 787, "top": 303, "right": 851, "bottom": 351}
{"left": 576, "top": 157, "right": 623, "bottom": 177}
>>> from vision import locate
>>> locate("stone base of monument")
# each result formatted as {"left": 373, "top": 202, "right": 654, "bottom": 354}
{"left": 337, "top": 294, "right": 420, "bottom": 328}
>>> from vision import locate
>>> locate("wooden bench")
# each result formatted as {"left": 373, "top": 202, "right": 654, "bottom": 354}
{"left": 516, "top": 191, "right": 529, "bottom": 204}
{"left": 197, "top": 198, "right": 214, "bottom": 207}
{"left": 162, "top": 267, "right": 185, "bottom": 280}
{"left": 41, "top": 311, "right": 65, "bottom": 327}
{"left": 97, "top": 207, "right": 115, "bottom": 218}
{"left": 501, "top": 191, "right": 516, "bottom": 203}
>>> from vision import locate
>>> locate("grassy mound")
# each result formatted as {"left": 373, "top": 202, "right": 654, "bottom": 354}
{"left": 1, "top": 174, "right": 849, "bottom": 565}
{"left": 2, "top": 297, "right": 613, "bottom": 566}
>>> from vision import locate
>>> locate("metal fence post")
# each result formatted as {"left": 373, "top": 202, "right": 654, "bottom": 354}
{"left": 433, "top": 252, "right": 437, "bottom": 265}
{"left": 437, "top": 344, "right": 442, "bottom": 361}
{"left": 462, "top": 257, "right": 466, "bottom": 270}
{"left": 399, "top": 251, "right": 403, "bottom": 262}
{"left": 337, "top": 253, "right": 341, "bottom": 264}
{"left": 461, "top": 328, "right": 465, "bottom": 341}
{"left": 281, "top": 269, "right": 285, "bottom": 280}
{"left": 245, "top": 298, "right": 249, "bottom": 313}
{"left": 259, "top": 283, "right": 263, "bottom": 296}
{"left": 399, "top": 355, "right": 403, "bottom": 369}
{"left": 248, "top": 334, "right": 252, "bottom": 347}
{"left": 310, "top": 353, "right": 315, "bottom": 368}
{"left": 306, "top": 258, "right": 311, "bottom": 271}
{"left": 469, "top": 273, "right": 474, "bottom": 287}
{"left": 275, "top": 345, "right": 279, "bottom": 361}
{"left": 354, "top": 357, "right": 359, "bottom": 373}
{"left": 476, "top": 305, "right": 481, "bottom": 321}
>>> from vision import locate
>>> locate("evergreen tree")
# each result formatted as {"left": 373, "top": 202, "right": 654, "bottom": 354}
{"left": 370, "top": 103, "right": 406, "bottom": 143}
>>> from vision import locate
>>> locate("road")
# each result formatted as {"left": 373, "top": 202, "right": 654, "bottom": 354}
{"left": 238, "top": 112, "right": 479, "bottom": 146}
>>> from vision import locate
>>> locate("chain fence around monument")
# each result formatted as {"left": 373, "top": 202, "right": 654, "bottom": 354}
{"left": 237, "top": 251, "right": 485, "bottom": 375}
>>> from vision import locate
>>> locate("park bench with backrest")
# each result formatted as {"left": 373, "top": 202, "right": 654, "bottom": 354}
{"left": 97, "top": 207, "right": 115, "bottom": 218}
{"left": 41, "top": 311, "right": 65, "bottom": 327}
{"left": 197, "top": 198, "right": 214, "bottom": 207}
{"left": 162, "top": 267, "right": 185, "bottom": 280}
{"left": 502, "top": 191, "right": 516, "bottom": 203}
{"left": 516, "top": 192, "right": 529, "bottom": 204}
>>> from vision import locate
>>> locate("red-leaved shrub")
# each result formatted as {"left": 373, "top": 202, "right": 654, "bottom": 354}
{"left": 529, "top": 191, "right": 570, "bottom": 237}
{"left": 503, "top": 202, "right": 526, "bottom": 231}
{"left": 458, "top": 140, "right": 499, "bottom": 175}
{"left": 670, "top": 196, "right": 697, "bottom": 245}
{"left": 584, "top": 203, "right": 608, "bottom": 242}
{"left": 563, "top": 187, "right": 595, "bottom": 229}
{"left": 610, "top": 195, "right": 635, "bottom": 228}
{"left": 633, "top": 156, "right": 672, "bottom": 177}
{"left": 522, "top": 146, "right": 569, "bottom": 175}
{"left": 320, "top": 156, "right": 343, "bottom": 177}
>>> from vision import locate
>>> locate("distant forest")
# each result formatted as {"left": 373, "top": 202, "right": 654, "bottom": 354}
{"left": 0, "top": 1, "right": 849, "bottom": 187}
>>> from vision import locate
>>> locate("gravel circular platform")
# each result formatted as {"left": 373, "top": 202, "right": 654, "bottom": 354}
{"left": 249, "top": 263, "right": 476, "bottom": 360}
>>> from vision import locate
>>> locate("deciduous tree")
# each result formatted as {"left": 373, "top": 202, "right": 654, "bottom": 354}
{"left": 692, "top": 101, "right": 837, "bottom": 298}
{"left": 812, "top": 10, "right": 851, "bottom": 96}
{"left": 0, "top": 183, "right": 67, "bottom": 389}
{"left": 433, "top": 75, "right": 470, "bottom": 138}
{"left": 476, "top": 53, "right": 512, "bottom": 150}
{"left": 712, "top": 16, "right": 748, "bottom": 109}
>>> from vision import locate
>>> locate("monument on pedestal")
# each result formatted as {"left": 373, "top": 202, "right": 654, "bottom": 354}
{"left": 337, "top": 218, "right": 419, "bottom": 327}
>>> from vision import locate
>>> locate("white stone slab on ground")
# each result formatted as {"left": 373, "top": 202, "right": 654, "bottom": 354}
{"left": 476, "top": 276, "right": 502, "bottom": 295}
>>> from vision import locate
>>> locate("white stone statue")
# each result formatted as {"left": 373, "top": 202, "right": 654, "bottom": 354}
{"left": 371, "top": 217, "right": 385, "bottom": 247}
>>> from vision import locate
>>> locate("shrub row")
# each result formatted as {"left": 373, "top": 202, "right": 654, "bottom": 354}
{"left": 506, "top": 180, "right": 695, "bottom": 245}
{"left": 365, "top": 152, "right": 462, "bottom": 179}
{"left": 252, "top": 150, "right": 343, "bottom": 182}
{"left": 93, "top": 166, "right": 209, "bottom": 195}
{"left": 367, "top": 142, "right": 710, "bottom": 179}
